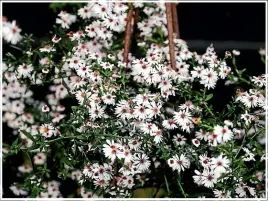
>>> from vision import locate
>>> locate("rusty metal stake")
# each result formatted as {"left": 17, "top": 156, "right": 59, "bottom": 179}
{"left": 165, "top": 3, "right": 176, "bottom": 70}
{"left": 171, "top": 3, "right": 180, "bottom": 39}
{"left": 123, "top": 3, "right": 134, "bottom": 65}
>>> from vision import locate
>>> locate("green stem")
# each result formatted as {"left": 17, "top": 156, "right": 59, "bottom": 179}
{"left": 164, "top": 174, "right": 170, "bottom": 196}
{"left": 204, "top": 103, "right": 215, "bottom": 117}
{"left": 46, "top": 132, "right": 131, "bottom": 144}
{"left": 251, "top": 127, "right": 265, "bottom": 139}
{"left": 234, "top": 130, "right": 247, "bottom": 159}
{"left": 177, "top": 176, "right": 187, "bottom": 198}
{"left": 46, "top": 135, "right": 80, "bottom": 143}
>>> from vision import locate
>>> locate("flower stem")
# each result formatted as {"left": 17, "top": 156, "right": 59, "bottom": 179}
{"left": 177, "top": 176, "right": 187, "bottom": 198}
{"left": 251, "top": 127, "right": 265, "bottom": 139}
{"left": 204, "top": 103, "right": 215, "bottom": 117}
{"left": 234, "top": 130, "right": 247, "bottom": 159}
{"left": 164, "top": 174, "right": 170, "bottom": 196}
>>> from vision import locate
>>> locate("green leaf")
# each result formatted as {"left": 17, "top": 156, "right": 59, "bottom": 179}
{"left": 10, "top": 138, "right": 19, "bottom": 149}
{"left": 62, "top": 78, "right": 72, "bottom": 97}
{"left": 205, "top": 94, "right": 213, "bottom": 101}
{"left": 21, "top": 130, "right": 36, "bottom": 142}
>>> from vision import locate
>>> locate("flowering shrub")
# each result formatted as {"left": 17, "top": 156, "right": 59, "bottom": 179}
{"left": 2, "top": 2, "right": 266, "bottom": 199}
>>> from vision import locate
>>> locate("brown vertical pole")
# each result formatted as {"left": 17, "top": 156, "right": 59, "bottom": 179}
{"left": 165, "top": 3, "right": 176, "bottom": 70}
{"left": 134, "top": 7, "right": 140, "bottom": 25}
{"left": 123, "top": 3, "right": 134, "bottom": 65}
{"left": 171, "top": 3, "right": 180, "bottom": 39}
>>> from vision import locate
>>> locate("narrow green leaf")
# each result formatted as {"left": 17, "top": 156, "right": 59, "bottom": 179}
{"left": 21, "top": 130, "right": 36, "bottom": 142}
{"left": 10, "top": 138, "right": 19, "bottom": 149}
{"left": 205, "top": 94, "right": 213, "bottom": 101}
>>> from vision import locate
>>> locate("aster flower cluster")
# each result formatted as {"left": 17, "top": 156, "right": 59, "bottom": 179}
{"left": 2, "top": 16, "right": 22, "bottom": 44}
{"left": 2, "top": 1, "right": 266, "bottom": 199}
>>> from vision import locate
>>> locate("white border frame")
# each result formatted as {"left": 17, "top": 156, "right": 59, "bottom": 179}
{"left": 0, "top": 0, "right": 267, "bottom": 200}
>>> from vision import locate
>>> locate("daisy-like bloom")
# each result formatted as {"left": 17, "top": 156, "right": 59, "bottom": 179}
{"left": 201, "top": 169, "right": 217, "bottom": 188}
{"left": 208, "top": 132, "right": 222, "bottom": 146}
{"left": 151, "top": 129, "right": 163, "bottom": 144}
{"left": 102, "top": 139, "right": 122, "bottom": 162}
{"left": 115, "top": 100, "right": 130, "bottom": 119}
{"left": 33, "top": 152, "right": 47, "bottom": 165}
{"left": 89, "top": 105, "right": 105, "bottom": 120}
{"left": 241, "top": 111, "right": 254, "bottom": 125}
{"left": 56, "top": 11, "right": 76, "bottom": 29}
{"left": 78, "top": 6, "right": 92, "bottom": 19}
{"left": 235, "top": 182, "right": 256, "bottom": 198}
{"left": 132, "top": 153, "right": 151, "bottom": 172}
{"left": 67, "top": 57, "right": 85, "bottom": 69}
{"left": 210, "top": 154, "right": 230, "bottom": 178}
{"left": 213, "top": 125, "right": 233, "bottom": 142}
{"left": 93, "top": 178, "right": 109, "bottom": 188}
{"left": 100, "top": 61, "right": 114, "bottom": 70}
{"left": 40, "top": 123, "right": 55, "bottom": 138}
{"left": 158, "top": 79, "right": 172, "bottom": 92}
{"left": 149, "top": 101, "right": 162, "bottom": 118}
{"left": 173, "top": 110, "right": 192, "bottom": 127}
{"left": 162, "top": 119, "right": 177, "bottom": 130}
{"left": 118, "top": 147, "right": 132, "bottom": 164}
{"left": 242, "top": 147, "right": 255, "bottom": 161}
{"left": 134, "top": 94, "right": 151, "bottom": 107}
{"left": 85, "top": 24, "right": 97, "bottom": 37}
{"left": 39, "top": 45, "right": 56, "bottom": 53}
{"left": 259, "top": 48, "right": 265, "bottom": 56}
{"left": 251, "top": 74, "right": 266, "bottom": 88}
{"left": 82, "top": 163, "right": 93, "bottom": 178}
{"left": 76, "top": 65, "right": 92, "bottom": 78}
{"left": 200, "top": 68, "right": 218, "bottom": 89}
{"left": 2, "top": 20, "right": 22, "bottom": 44}
{"left": 102, "top": 93, "right": 115, "bottom": 105}
{"left": 195, "top": 129, "right": 209, "bottom": 141}
{"left": 133, "top": 105, "right": 150, "bottom": 120}
{"left": 193, "top": 170, "right": 203, "bottom": 185}
{"left": 232, "top": 49, "right": 240, "bottom": 55}
{"left": 42, "top": 68, "right": 49, "bottom": 74}
{"left": 224, "top": 120, "right": 233, "bottom": 128}
{"left": 75, "top": 90, "right": 91, "bottom": 105}
{"left": 199, "top": 154, "right": 211, "bottom": 169}
{"left": 140, "top": 122, "right": 158, "bottom": 135}
{"left": 52, "top": 35, "right": 61, "bottom": 43}
{"left": 173, "top": 134, "right": 186, "bottom": 146}
{"left": 39, "top": 57, "right": 49, "bottom": 66}
{"left": 71, "top": 170, "right": 82, "bottom": 181}
{"left": 251, "top": 171, "right": 264, "bottom": 183}
{"left": 42, "top": 105, "right": 50, "bottom": 112}
{"left": 18, "top": 163, "right": 33, "bottom": 173}
{"left": 168, "top": 154, "right": 190, "bottom": 173}
{"left": 213, "top": 189, "right": 231, "bottom": 198}
{"left": 121, "top": 176, "right": 135, "bottom": 189}
{"left": 10, "top": 185, "right": 28, "bottom": 196}
{"left": 93, "top": 3, "right": 111, "bottom": 19}
{"left": 192, "top": 138, "right": 200, "bottom": 147}
{"left": 179, "top": 101, "right": 195, "bottom": 111}
{"left": 17, "top": 63, "right": 33, "bottom": 77}
{"left": 128, "top": 139, "right": 141, "bottom": 151}
{"left": 81, "top": 191, "right": 99, "bottom": 198}
{"left": 219, "top": 65, "right": 231, "bottom": 79}
{"left": 191, "top": 66, "right": 204, "bottom": 78}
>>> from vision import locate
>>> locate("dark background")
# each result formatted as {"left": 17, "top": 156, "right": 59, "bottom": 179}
{"left": 2, "top": 2, "right": 266, "bottom": 198}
